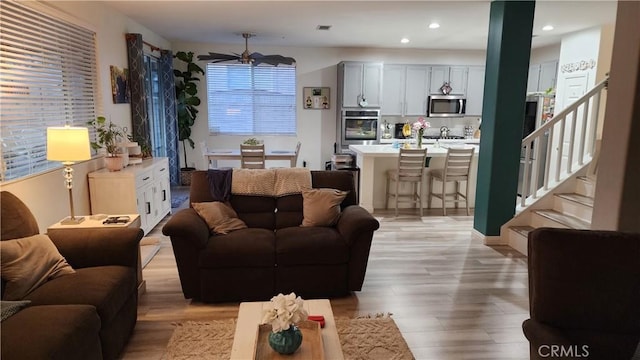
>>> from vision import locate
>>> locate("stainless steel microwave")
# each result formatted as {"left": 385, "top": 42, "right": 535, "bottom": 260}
{"left": 427, "top": 95, "right": 466, "bottom": 117}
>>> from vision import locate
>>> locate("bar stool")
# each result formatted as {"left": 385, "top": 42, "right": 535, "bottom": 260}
{"left": 428, "top": 147, "right": 475, "bottom": 216}
{"left": 385, "top": 147, "right": 428, "bottom": 217}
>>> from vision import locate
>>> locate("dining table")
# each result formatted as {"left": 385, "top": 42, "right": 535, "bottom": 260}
{"left": 204, "top": 149, "right": 297, "bottom": 168}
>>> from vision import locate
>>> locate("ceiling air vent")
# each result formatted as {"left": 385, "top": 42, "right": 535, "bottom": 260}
{"left": 316, "top": 25, "right": 332, "bottom": 31}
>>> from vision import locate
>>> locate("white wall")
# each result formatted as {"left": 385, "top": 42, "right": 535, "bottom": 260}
{"left": 1, "top": 1, "right": 170, "bottom": 233}
{"left": 172, "top": 40, "right": 486, "bottom": 171}
{"left": 530, "top": 44, "right": 561, "bottom": 64}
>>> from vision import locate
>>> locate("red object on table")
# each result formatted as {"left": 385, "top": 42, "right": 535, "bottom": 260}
{"left": 307, "top": 315, "right": 325, "bottom": 328}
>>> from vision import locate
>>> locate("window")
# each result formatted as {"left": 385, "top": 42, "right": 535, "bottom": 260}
{"left": 206, "top": 63, "right": 296, "bottom": 135}
{"left": 0, "top": 1, "right": 98, "bottom": 182}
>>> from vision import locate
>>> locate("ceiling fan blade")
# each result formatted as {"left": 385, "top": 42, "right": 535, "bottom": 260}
{"left": 250, "top": 53, "right": 296, "bottom": 66}
{"left": 197, "top": 52, "right": 240, "bottom": 61}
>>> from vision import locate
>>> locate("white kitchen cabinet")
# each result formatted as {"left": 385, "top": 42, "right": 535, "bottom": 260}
{"left": 88, "top": 157, "right": 171, "bottom": 235}
{"left": 381, "top": 65, "right": 429, "bottom": 116}
{"left": 429, "top": 66, "right": 468, "bottom": 95}
{"left": 538, "top": 60, "right": 558, "bottom": 93}
{"left": 465, "top": 66, "right": 486, "bottom": 116}
{"left": 527, "top": 60, "right": 558, "bottom": 93}
{"left": 339, "top": 62, "right": 383, "bottom": 108}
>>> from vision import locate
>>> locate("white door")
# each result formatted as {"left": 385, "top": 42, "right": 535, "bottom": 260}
{"left": 552, "top": 74, "right": 588, "bottom": 175}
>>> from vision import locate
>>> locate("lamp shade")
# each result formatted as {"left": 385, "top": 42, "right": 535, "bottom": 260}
{"left": 46, "top": 126, "right": 91, "bottom": 162}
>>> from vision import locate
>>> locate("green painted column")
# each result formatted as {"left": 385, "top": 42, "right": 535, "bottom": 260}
{"left": 474, "top": 1, "right": 535, "bottom": 236}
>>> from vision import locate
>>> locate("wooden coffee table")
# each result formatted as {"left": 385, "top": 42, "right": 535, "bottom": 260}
{"left": 230, "top": 299, "right": 344, "bottom": 360}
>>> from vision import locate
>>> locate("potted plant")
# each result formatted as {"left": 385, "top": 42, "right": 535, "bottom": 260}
{"left": 88, "top": 116, "right": 126, "bottom": 171}
{"left": 174, "top": 51, "right": 204, "bottom": 185}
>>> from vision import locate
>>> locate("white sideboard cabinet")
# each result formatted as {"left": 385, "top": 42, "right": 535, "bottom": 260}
{"left": 88, "top": 157, "right": 171, "bottom": 235}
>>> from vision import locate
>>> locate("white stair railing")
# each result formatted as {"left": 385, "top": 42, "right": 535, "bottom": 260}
{"left": 519, "top": 77, "right": 608, "bottom": 207}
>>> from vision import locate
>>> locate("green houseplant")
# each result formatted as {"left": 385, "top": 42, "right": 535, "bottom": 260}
{"left": 174, "top": 51, "right": 204, "bottom": 185}
{"left": 87, "top": 116, "right": 126, "bottom": 171}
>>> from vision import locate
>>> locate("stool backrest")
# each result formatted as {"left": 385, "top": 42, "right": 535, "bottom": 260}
{"left": 443, "top": 147, "right": 475, "bottom": 179}
{"left": 240, "top": 144, "right": 265, "bottom": 169}
{"left": 397, "top": 148, "right": 428, "bottom": 182}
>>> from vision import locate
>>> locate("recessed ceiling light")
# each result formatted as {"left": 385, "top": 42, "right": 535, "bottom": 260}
{"left": 400, "top": 38, "right": 410, "bottom": 44}
{"left": 428, "top": 23, "right": 440, "bottom": 29}
{"left": 542, "top": 25, "right": 554, "bottom": 31}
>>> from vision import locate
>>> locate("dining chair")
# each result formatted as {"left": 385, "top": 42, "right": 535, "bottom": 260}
{"left": 292, "top": 141, "right": 301, "bottom": 167}
{"left": 240, "top": 144, "right": 266, "bottom": 169}
{"left": 385, "top": 147, "right": 428, "bottom": 217}
{"left": 428, "top": 147, "right": 475, "bottom": 216}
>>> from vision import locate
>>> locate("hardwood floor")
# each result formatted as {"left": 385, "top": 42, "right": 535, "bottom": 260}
{"left": 122, "top": 207, "right": 530, "bottom": 359}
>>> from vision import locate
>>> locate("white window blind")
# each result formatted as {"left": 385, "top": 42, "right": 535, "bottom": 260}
{"left": 206, "top": 63, "right": 296, "bottom": 135}
{"left": 0, "top": 1, "right": 98, "bottom": 182}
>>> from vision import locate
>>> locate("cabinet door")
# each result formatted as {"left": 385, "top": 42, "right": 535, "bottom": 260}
{"left": 156, "top": 174, "right": 171, "bottom": 216}
{"left": 465, "top": 66, "right": 485, "bottom": 116}
{"left": 430, "top": 66, "right": 449, "bottom": 94}
{"left": 538, "top": 60, "right": 558, "bottom": 92}
{"left": 527, "top": 64, "right": 541, "bottom": 93}
{"left": 136, "top": 185, "right": 152, "bottom": 234}
{"left": 342, "top": 63, "right": 363, "bottom": 107}
{"left": 404, "top": 65, "right": 429, "bottom": 115}
{"left": 381, "top": 65, "right": 405, "bottom": 115}
{"left": 362, "top": 63, "right": 383, "bottom": 107}
{"left": 448, "top": 66, "right": 468, "bottom": 95}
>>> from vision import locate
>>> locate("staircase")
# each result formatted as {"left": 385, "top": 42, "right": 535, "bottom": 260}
{"left": 505, "top": 176, "right": 595, "bottom": 254}
{"left": 499, "top": 77, "right": 608, "bottom": 255}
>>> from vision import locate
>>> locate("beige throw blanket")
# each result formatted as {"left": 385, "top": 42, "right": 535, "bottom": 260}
{"left": 231, "top": 168, "right": 311, "bottom": 196}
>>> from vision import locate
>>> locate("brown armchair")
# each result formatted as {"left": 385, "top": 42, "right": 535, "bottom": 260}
{"left": 523, "top": 227, "right": 640, "bottom": 360}
{"left": 0, "top": 191, "right": 143, "bottom": 360}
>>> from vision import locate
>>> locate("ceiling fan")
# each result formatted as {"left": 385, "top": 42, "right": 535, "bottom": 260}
{"left": 197, "top": 33, "right": 296, "bottom": 66}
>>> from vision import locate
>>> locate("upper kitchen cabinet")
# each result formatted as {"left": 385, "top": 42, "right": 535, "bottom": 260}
{"left": 381, "top": 65, "right": 429, "bottom": 116}
{"left": 527, "top": 60, "right": 558, "bottom": 93}
{"left": 465, "top": 66, "right": 485, "bottom": 116}
{"left": 429, "top": 66, "right": 468, "bottom": 95}
{"left": 339, "top": 62, "right": 383, "bottom": 108}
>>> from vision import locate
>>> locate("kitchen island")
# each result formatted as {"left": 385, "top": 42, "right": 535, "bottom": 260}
{"left": 349, "top": 143, "right": 479, "bottom": 213}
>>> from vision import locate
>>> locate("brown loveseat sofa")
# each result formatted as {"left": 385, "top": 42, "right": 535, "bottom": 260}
{"left": 0, "top": 191, "right": 143, "bottom": 360}
{"left": 162, "top": 170, "right": 379, "bottom": 303}
{"left": 523, "top": 227, "right": 640, "bottom": 360}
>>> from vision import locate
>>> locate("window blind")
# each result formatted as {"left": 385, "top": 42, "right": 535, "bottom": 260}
{"left": 0, "top": 1, "right": 98, "bottom": 182}
{"left": 206, "top": 63, "right": 296, "bottom": 136}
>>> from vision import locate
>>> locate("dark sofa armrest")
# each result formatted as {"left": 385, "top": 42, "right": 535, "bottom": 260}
{"left": 48, "top": 228, "right": 143, "bottom": 269}
{"left": 336, "top": 205, "right": 379, "bottom": 291}
{"left": 161, "top": 208, "right": 210, "bottom": 249}
{"left": 336, "top": 205, "right": 380, "bottom": 245}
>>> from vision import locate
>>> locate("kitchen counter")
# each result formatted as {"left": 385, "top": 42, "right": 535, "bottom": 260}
{"left": 349, "top": 144, "right": 479, "bottom": 213}
{"left": 379, "top": 138, "right": 480, "bottom": 145}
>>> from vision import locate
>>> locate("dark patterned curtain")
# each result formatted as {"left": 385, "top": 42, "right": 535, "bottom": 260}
{"left": 125, "top": 33, "right": 151, "bottom": 148}
{"left": 160, "top": 50, "right": 180, "bottom": 185}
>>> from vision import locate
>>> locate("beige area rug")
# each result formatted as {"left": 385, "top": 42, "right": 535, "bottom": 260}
{"left": 140, "top": 237, "right": 161, "bottom": 268}
{"left": 164, "top": 316, "right": 414, "bottom": 360}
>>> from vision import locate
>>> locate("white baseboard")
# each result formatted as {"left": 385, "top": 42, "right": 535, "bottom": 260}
{"left": 471, "top": 228, "right": 505, "bottom": 245}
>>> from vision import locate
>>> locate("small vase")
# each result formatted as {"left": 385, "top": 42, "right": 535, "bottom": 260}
{"left": 268, "top": 325, "right": 303, "bottom": 355}
{"left": 416, "top": 129, "right": 424, "bottom": 148}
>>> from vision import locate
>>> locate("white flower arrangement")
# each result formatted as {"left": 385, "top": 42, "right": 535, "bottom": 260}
{"left": 261, "top": 292, "right": 309, "bottom": 333}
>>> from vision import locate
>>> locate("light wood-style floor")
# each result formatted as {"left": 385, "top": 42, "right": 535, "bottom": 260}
{"left": 122, "top": 204, "right": 530, "bottom": 360}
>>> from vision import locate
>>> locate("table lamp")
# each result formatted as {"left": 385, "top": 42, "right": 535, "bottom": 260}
{"left": 47, "top": 125, "right": 91, "bottom": 225}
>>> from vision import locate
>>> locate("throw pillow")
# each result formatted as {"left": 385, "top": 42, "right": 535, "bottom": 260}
{"left": 0, "top": 300, "right": 31, "bottom": 322}
{"left": 193, "top": 201, "right": 248, "bottom": 235}
{"left": 301, "top": 188, "right": 349, "bottom": 227}
{"left": 0, "top": 234, "right": 76, "bottom": 300}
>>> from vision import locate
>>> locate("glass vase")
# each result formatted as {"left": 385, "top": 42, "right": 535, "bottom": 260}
{"left": 415, "top": 129, "right": 424, "bottom": 148}
{"left": 268, "top": 325, "right": 303, "bottom": 354}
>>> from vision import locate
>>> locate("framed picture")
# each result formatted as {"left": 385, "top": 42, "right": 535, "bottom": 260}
{"left": 110, "top": 65, "right": 130, "bottom": 104}
{"left": 303, "top": 87, "right": 330, "bottom": 110}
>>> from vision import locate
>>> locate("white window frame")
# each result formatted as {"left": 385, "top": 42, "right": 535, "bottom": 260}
{"left": 0, "top": 0, "right": 98, "bottom": 182}
{"left": 205, "top": 63, "right": 296, "bottom": 136}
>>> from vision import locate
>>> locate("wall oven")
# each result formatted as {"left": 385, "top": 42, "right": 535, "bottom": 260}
{"left": 427, "top": 95, "right": 466, "bottom": 117}
{"left": 340, "top": 109, "right": 380, "bottom": 148}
